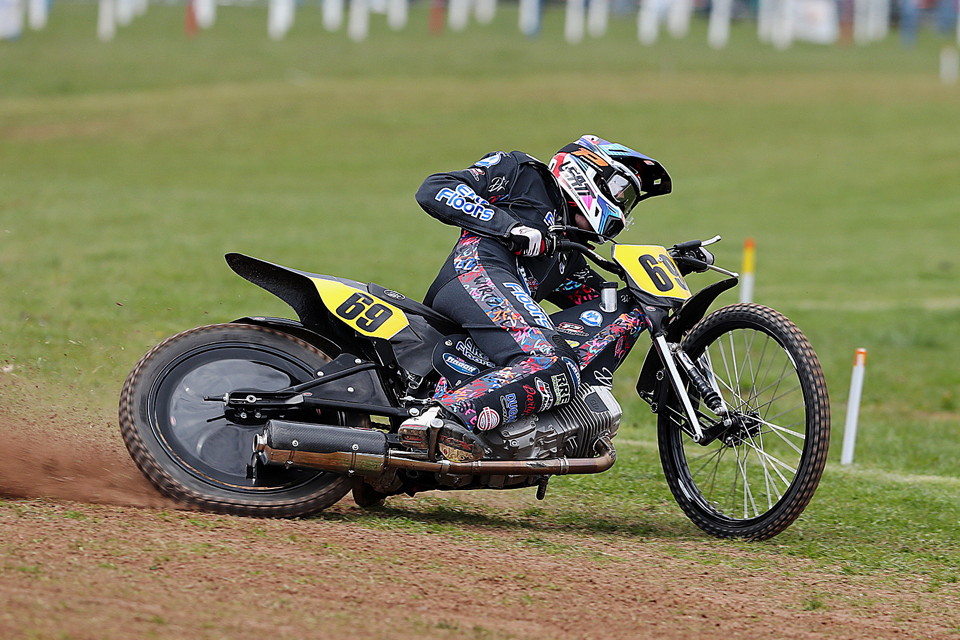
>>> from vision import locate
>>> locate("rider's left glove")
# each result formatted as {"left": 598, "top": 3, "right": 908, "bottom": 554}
{"left": 508, "top": 225, "right": 547, "bottom": 258}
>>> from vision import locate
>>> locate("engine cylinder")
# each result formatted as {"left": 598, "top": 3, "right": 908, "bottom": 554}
{"left": 478, "top": 385, "right": 622, "bottom": 460}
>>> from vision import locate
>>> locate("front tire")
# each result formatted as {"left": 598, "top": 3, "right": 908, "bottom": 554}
{"left": 119, "top": 323, "right": 354, "bottom": 517}
{"left": 657, "top": 304, "right": 830, "bottom": 540}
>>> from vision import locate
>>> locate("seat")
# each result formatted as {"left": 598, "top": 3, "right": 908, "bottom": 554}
{"left": 366, "top": 283, "right": 460, "bottom": 334}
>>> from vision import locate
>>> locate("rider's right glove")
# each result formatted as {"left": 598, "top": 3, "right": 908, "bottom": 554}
{"left": 508, "top": 225, "right": 547, "bottom": 258}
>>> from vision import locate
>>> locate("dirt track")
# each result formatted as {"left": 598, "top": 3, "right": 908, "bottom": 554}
{"left": 1, "top": 383, "right": 958, "bottom": 640}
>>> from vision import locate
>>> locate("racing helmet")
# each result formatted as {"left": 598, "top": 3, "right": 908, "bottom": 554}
{"left": 549, "top": 135, "right": 672, "bottom": 240}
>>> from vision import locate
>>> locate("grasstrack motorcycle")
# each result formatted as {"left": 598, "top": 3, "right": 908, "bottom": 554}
{"left": 120, "top": 230, "right": 830, "bottom": 540}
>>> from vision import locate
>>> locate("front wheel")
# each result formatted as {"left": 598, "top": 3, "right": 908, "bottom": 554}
{"left": 119, "top": 323, "right": 354, "bottom": 517}
{"left": 658, "top": 304, "right": 830, "bottom": 540}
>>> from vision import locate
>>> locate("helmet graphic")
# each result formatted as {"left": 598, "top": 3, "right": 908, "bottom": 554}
{"left": 549, "top": 135, "right": 672, "bottom": 240}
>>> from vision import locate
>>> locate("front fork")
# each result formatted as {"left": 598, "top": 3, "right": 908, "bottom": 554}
{"left": 650, "top": 333, "right": 731, "bottom": 443}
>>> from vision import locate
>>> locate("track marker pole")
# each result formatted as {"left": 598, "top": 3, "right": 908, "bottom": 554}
{"left": 448, "top": 0, "right": 469, "bottom": 32}
{"left": 637, "top": 0, "right": 659, "bottom": 45}
{"left": 739, "top": 237, "right": 755, "bottom": 303}
{"left": 28, "top": 0, "right": 47, "bottom": 30}
{"left": 941, "top": 45, "right": 959, "bottom": 85}
{"left": 707, "top": 0, "right": 733, "bottom": 48}
{"left": 564, "top": 0, "right": 585, "bottom": 43}
{"left": 98, "top": 0, "right": 116, "bottom": 41}
{"left": 587, "top": 0, "right": 609, "bottom": 38}
{"left": 840, "top": 348, "right": 867, "bottom": 465}
{"left": 519, "top": 0, "right": 540, "bottom": 38}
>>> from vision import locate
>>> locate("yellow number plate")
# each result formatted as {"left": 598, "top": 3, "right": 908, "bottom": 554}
{"left": 311, "top": 279, "right": 409, "bottom": 339}
{"left": 613, "top": 245, "right": 691, "bottom": 301}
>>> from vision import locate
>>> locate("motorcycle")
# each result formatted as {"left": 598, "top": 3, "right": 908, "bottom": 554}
{"left": 120, "top": 229, "right": 830, "bottom": 540}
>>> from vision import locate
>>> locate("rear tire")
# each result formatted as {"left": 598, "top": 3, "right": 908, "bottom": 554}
{"left": 119, "top": 323, "right": 354, "bottom": 517}
{"left": 657, "top": 304, "right": 830, "bottom": 540}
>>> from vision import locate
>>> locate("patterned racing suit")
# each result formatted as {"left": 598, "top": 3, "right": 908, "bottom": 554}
{"left": 418, "top": 150, "right": 608, "bottom": 431}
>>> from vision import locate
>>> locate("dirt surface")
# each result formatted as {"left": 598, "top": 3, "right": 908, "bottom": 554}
{"left": 1, "top": 378, "right": 958, "bottom": 640}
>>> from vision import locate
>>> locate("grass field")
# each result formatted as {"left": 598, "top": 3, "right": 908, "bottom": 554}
{"left": 2, "top": 2, "right": 960, "bottom": 628}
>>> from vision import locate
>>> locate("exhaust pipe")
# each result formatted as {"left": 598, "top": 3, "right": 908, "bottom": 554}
{"left": 255, "top": 420, "right": 617, "bottom": 477}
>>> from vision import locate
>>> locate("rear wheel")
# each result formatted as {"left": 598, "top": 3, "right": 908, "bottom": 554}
{"left": 657, "top": 304, "right": 830, "bottom": 540}
{"left": 120, "top": 323, "right": 354, "bottom": 517}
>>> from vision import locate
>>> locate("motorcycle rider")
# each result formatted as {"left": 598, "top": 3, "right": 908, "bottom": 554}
{"left": 402, "top": 135, "right": 671, "bottom": 460}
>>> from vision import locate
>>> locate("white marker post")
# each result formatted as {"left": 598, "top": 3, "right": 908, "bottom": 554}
{"left": 475, "top": 0, "right": 495, "bottom": 23}
{"left": 346, "top": 0, "right": 368, "bottom": 41}
{"left": 448, "top": 0, "right": 470, "bottom": 31}
{"left": 519, "top": 0, "right": 540, "bottom": 37}
{"left": 707, "top": 0, "right": 733, "bottom": 49}
{"left": 28, "top": 0, "right": 47, "bottom": 31}
{"left": 323, "top": 0, "right": 344, "bottom": 31}
{"left": 739, "top": 237, "right": 755, "bottom": 303}
{"left": 941, "top": 45, "right": 959, "bottom": 85}
{"left": 564, "top": 0, "right": 585, "bottom": 44}
{"left": 587, "top": 0, "right": 609, "bottom": 38}
{"left": 97, "top": 0, "right": 116, "bottom": 41}
{"left": 195, "top": 0, "right": 216, "bottom": 29}
{"left": 386, "top": 0, "right": 407, "bottom": 30}
{"left": 637, "top": 0, "right": 660, "bottom": 45}
{"left": 667, "top": 0, "right": 693, "bottom": 38}
{"left": 841, "top": 348, "right": 868, "bottom": 465}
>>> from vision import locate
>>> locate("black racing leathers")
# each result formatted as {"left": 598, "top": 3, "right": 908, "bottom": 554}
{"left": 417, "top": 151, "right": 607, "bottom": 431}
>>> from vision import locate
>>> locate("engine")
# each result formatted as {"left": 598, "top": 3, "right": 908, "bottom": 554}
{"left": 477, "top": 385, "right": 622, "bottom": 461}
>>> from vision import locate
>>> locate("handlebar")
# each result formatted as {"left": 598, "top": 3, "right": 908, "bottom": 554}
{"left": 555, "top": 239, "right": 625, "bottom": 277}
{"left": 505, "top": 230, "right": 735, "bottom": 279}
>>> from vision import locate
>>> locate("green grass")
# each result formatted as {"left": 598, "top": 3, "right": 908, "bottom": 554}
{"left": 1, "top": 1, "right": 958, "bottom": 580}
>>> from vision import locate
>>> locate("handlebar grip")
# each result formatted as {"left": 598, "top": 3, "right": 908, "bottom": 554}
{"left": 555, "top": 239, "right": 590, "bottom": 253}
{"left": 504, "top": 235, "right": 526, "bottom": 254}
{"left": 676, "top": 256, "right": 709, "bottom": 271}
{"left": 672, "top": 239, "right": 703, "bottom": 251}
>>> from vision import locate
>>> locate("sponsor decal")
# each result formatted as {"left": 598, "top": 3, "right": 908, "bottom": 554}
{"left": 443, "top": 353, "right": 480, "bottom": 376}
{"left": 593, "top": 366, "right": 614, "bottom": 387}
{"left": 474, "top": 153, "right": 503, "bottom": 168}
{"left": 572, "top": 148, "right": 609, "bottom": 167}
{"left": 580, "top": 310, "right": 603, "bottom": 327}
{"left": 500, "top": 393, "right": 519, "bottom": 424}
{"left": 557, "top": 321, "right": 589, "bottom": 337}
{"left": 561, "top": 356, "right": 581, "bottom": 388}
{"left": 435, "top": 184, "right": 496, "bottom": 222}
{"left": 565, "top": 339, "right": 580, "bottom": 348}
{"left": 503, "top": 282, "right": 552, "bottom": 329}
{"left": 456, "top": 338, "right": 494, "bottom": 368}
{"left": 544, "top": 210, "right": 556, "bottom": 226}
{"left": 535, "top": 378, "right": 554, "bottom": 411}
{"left": 522, "top": 384, "right": 537, "bottom": 415}
{"left": 469, "top": 167, "right": 485, "bottom": 180}
{"left": 489, "top": 176, "right": 508, "bottom": 193}
{"left": 552, "top": 374, "right": 571, "bottom": 405}
{"left": 382, "top": 289, "right": 405, "bottom": 301}
{"left": 560, "top": 161, "right": 594, "bottom": 199}
{"left": 477, "top": 406, "right": 501, "bottom": 431}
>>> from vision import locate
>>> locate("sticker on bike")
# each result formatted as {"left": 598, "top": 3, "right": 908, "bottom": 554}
{"left": 612, "top": 245, "right": 691, "bottom": 301}
{"left": 311, "top": 279, "right": 409, "bottom": 339}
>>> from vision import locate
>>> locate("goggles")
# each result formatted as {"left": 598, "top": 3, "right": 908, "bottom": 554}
{"left": 602, "top": 170, "right": 642, "bottom": 214}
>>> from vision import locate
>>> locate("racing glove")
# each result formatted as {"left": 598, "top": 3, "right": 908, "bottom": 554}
{"left": 508, "top": 225, "right": 547, "bottom": 257}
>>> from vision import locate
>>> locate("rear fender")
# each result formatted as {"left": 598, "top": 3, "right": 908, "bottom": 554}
{"left": 226, "top": 253, "right": 364, "bottom": 350}
{"left": 226, "top": 253, "right": 437, "bottom": 380}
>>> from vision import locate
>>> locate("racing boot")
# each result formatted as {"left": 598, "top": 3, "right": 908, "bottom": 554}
{"left": 399, "top": 406, "right": 486, "bottom": 462}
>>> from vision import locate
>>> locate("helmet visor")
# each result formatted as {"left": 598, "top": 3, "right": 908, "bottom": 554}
{"left": 604, "top": 173, "right": 640, "bottom": 213}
